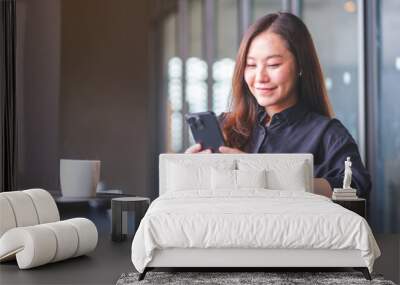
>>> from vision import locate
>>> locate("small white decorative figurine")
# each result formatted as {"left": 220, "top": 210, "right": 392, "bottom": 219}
{"left": 343, "top": 157, "right": 352, "bottom": 189}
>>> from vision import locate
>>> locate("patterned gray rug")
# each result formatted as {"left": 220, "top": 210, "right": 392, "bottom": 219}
{"left": 116, "top": 271, "right": 396, "bottom": 285}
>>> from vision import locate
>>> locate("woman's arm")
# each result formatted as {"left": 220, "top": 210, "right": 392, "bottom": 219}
{"left": 317, "top": 119, "right": 371, "bottom": 198}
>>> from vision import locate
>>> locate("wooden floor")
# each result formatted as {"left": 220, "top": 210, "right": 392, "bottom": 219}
{"left": 1, "top": 201, "right": 399, "bottom": 285}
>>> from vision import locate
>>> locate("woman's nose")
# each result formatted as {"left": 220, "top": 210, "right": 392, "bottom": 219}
{"left": 255, "top": 66, "right": 270, "bottom": 82}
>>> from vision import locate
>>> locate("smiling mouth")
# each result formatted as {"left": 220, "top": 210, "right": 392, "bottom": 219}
{"left": 255, "top": 86, "right": 277, "bottom": 94}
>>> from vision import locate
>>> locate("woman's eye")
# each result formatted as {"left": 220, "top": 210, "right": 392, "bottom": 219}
{"left": 246, "top": 63, "right": 256, "bottom": 68}
{"left": 268, "top": 64, "right": 281, "bottom": 68}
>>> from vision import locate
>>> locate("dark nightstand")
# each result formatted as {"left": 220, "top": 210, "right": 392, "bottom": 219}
{"left": 332, "top": 198, "right": 366, "bottom": 218}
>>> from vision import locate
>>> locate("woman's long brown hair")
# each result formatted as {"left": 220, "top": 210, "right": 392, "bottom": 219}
{"left": 223, "top": 12, "right": 333, "bottom": 151}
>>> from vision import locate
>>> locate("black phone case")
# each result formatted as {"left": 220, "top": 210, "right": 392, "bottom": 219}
{"left": 185, "top": 111, "right": 225, "bottom": 153}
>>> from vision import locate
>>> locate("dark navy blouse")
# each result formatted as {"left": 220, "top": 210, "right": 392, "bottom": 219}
{"left": 221, "top": 103, "right": 371, "bottom": 197}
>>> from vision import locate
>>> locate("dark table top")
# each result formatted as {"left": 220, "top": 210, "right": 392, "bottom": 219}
{"left": 50, "top": 191, "right": 134, "bottom": 203}
{"left": 111, "top": 196, "right": 150, "bottom": 202}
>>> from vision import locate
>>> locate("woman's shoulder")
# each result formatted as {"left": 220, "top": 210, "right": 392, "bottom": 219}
{"left": 307, "top": 112, "right": 348, "bottom": 130}
{"left": 308, "top": 113, "right": 356, "bottom": 145}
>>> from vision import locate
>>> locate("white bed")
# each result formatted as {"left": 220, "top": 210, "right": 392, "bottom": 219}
{"left": 131, "top": 154, "right": 380, "bottom": 280}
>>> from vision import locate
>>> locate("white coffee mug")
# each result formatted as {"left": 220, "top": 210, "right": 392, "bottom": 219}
{"left": 60, "top": 159, "right": 101, "bottom": 197}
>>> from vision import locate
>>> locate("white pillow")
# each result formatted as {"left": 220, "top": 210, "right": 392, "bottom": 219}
{"left": 267, "top": 162, "right": 307, "bottom": 191}
{"left": 211, "top": 168, "right": 236, "bottom": 190}
{"left": 211, "top": 168, "right": 267, "bottom": 190}
{"left": 236, "top": 169, "right": 267, "bottom": 189}
{"left": 167, "top": 160, "right": 235, "bottom": 191}
{"left": 238, "top": 159, "right": 309, "bottom": 191}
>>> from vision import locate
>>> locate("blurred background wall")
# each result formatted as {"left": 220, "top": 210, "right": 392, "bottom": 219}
{"left": 16, "top": 0, "right": 154, "bottom": 198}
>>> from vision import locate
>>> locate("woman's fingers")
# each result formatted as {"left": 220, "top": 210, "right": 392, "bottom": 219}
{"left": 184, "top": 143, "right": 202, "bottom": 154}
{"left": 219, "top": 146, "right": 244, "bottom": 154}
{"left": 185, "top": 144, "right": 243, "bottom": 154}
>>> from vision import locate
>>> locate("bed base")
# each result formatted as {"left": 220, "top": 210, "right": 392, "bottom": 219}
{"left": 138, "top": 266, "right": 371, "bottom": 281}
{"left": 138, "top": 248, "right": 372, "bottom": 281}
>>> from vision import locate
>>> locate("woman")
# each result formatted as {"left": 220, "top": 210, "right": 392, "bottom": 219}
{"left": 185, "top": 12, "right": 371, "bottom": 198}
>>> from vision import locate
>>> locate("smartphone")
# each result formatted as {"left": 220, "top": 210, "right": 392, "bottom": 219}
{"left": 185, "top": 111, "right": 225, "bottom": 153}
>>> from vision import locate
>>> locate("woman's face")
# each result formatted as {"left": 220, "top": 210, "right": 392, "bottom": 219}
{"left": 244, "top": 31, "right": 298, "bottom": 114}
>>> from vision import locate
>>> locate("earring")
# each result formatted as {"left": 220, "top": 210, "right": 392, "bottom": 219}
{"left": 298, "top": 71, "right": 303, "bottom": 77}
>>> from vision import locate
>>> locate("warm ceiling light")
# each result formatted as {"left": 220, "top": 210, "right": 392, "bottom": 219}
{"left": 344, "top": 1, "right": 357, "bottom": 13}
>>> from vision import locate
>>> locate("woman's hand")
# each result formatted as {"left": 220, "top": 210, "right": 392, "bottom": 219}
{"left": 184, "top": 143, "right": 212, "bottom": 154}
{"left": 218, "top": 146, "right": 245, "bottom": 154}
{"left": 185, "top": 144, "right": 245, "bottom": 154}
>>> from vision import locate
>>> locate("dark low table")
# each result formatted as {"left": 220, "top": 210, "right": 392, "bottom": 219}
{"left": 51, "top": 192, "right": 134, "bottom": 234}
{"left": 111, "top": 197, "right": 150, "bottom": 242}
{"left": 332, "top": 198, "right": 366, "bottom": 218}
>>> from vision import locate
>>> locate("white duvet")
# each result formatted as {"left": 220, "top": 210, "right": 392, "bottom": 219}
{"left": 131, "top": 190, "right": 380, "bottom": 273}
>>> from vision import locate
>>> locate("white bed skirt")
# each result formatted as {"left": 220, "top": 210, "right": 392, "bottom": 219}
{"left": 148, "top": 248, "right": 366, "bottom": 268}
